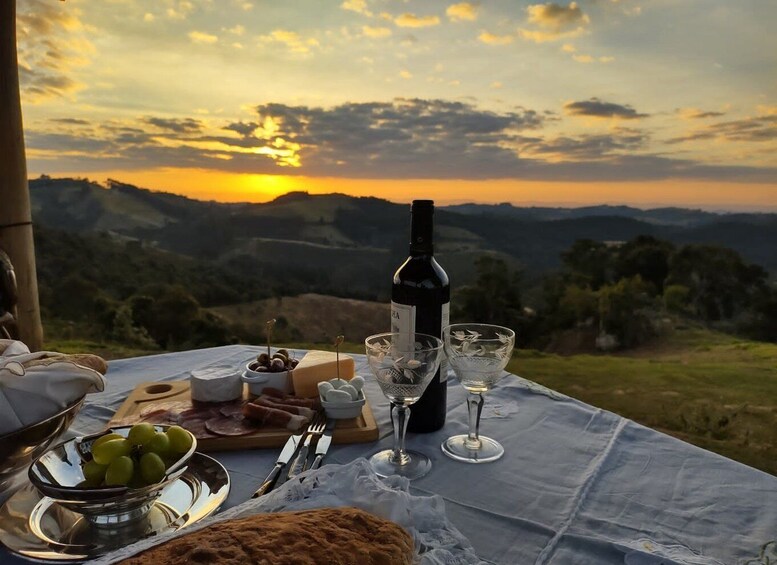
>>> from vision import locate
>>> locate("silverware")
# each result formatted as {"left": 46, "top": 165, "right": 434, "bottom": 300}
{"left": 252, "top": 425, "right": 306, "bottom": 498}
{"left": 309, "top": 418, "right": 336, "bottom": 470}
{"left": 286, "top": 413, "right": 326, "bottom": 479}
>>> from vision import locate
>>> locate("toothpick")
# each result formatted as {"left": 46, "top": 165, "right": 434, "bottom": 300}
{"left": 335, "top": 335, "right": 344, "bottom": 379}
{"left": 266, "top": 319, "right": 276, "bottom": 357}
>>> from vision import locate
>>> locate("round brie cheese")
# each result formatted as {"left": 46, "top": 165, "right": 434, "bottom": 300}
{"left": 190, "top": 366, "right": 243, "bottom": 402}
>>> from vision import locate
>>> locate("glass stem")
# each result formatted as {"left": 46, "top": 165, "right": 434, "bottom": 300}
{"left": 390, "top": 403, "right": 411, "bottom": 465}
{"left": 465, "top": 393, "right": 484, "bottom": 450}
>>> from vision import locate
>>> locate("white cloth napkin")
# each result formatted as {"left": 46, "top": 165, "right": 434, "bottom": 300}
{"left": 0, "top": 342, "right": 106, "bottom": 436}
{"left": 95, "top": 458, "right": 484, "bottom": 564}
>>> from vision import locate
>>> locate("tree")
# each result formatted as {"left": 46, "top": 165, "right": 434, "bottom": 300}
{"left": 561, "top": 239, "right": 614, "bottom": 290}
{"left": 615, "top": 235, "right": 674, "bottom": 294}
{"left": 454, "top": 256, "right": 525, "bottom": 331}
{"left": 667, "top": 245, "right": 767, "bottom": 322}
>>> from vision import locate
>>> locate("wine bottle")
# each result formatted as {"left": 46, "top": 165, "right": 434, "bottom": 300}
{"left": 391, "top": 200, "right": 450, "bottom": 433}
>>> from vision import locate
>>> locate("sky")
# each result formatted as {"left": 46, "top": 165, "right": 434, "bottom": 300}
{"left": 15, "top": 0, "right": 777, "bottom": 209}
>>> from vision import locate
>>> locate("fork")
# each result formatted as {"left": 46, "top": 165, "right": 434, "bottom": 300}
{"left": 286, "top": 412, "right": 326, "bottom": 479}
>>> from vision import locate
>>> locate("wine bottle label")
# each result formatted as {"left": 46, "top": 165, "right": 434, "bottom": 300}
{"left": 391, "top": 301, "right": 416, "bottom": 351}
{"left": 440, "top": 302, "right": 450, "bottom": 383}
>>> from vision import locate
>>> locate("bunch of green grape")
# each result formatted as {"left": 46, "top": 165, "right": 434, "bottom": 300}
{"left": 81, "top": 424, "right": 193, "bottom": 488}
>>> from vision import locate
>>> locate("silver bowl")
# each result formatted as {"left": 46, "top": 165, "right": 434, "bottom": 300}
{"left": 28, "top": 425, "right": 196, "bottom": 528}
{"left": 0, "top": 396, "right": 85, "bottom": 493}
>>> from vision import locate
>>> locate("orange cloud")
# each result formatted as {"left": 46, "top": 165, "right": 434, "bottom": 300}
{"left": 394, "top": 13, "right": 441, "bottom": 28}
{"left": 447, "top": 3, "right": 478, "bottom": 22}
{"left": 478, "top": 31, "right": 515, "bottom": 45}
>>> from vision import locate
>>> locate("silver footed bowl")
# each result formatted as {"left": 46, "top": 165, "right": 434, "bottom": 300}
{"left": 0, "top": 396, "right": 85, "bottom": 493}
{"left": 28, "top": 425, "right": 196, "bottom": 527}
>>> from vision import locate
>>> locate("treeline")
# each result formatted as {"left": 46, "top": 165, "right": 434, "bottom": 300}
{"left": 455, "top": 236, "right": 777, "bottom": 349}
{"left": 34, "top": 227, "right": 267, "bottom": 350}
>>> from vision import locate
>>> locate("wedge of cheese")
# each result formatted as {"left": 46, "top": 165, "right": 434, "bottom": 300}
{"left": 291, "top": 351, "right": 355, "bottom": 398}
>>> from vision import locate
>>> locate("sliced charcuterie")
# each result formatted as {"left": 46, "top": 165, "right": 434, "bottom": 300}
{"left": 242, "top": 403, "right": 308, "bottom": 430}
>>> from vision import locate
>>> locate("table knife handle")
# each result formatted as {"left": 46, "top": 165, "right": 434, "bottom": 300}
{"left": 310, "top": 454, "right": 324, "bottom": 470}
{"left": 287, "top": 442, "right": 311, "bottom": 479}
{"left": 253, "top": 463, "right": 282, "bottom": 498}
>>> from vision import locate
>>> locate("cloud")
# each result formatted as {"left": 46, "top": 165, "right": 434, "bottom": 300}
{"left": 564, "top": 98, "right": 648, "bottom": 119}
{"left": 144, "top": 117, "right": 204, "bottom": 134}
{"left": 399, "top": 70, "right": 413, "bottom": 79}
{"left": 520, "top": 2, "right": 589, "bottom": 43}
{"left": 447, "top": 3, "right": 478, "bottom": 22}
{"left": 527, "top": 2, "right": 589, "bottom": 29}
{"left": 522, "top": 128, "right": 648, "bottom": 161}
{"left": 166, "top": 1, "right": 195, "bottom": 21}
{"left": 677, "top": 108, "right": 727, "bottom": 120}
{"left": 341, "top": 0, "right": 373, "bottom": 17}
{"left": 478, "top": 31, "right": 515, "bottom": 45}
{"left": 17, "top": 0, "right": 94, "bottom": 103}
{"left": 668, "top": 113, "right": 777, "bottom": 144}
{"left": 24, "top": 100, "right": 777, "bottom": 184}
{"left": 260, "top": 30, "right": 320, "bottom": 54}
{"left": 50, "top": 118, "right": 90, "bottom": 126}
{"left": 394, "top": 13, "right": 441, "bottom": 28}
{"left": 362, "top": 25, "right": 392, "bottom": 38}
{"left": 188, "top": 31, "right": 218, "bottom": 44}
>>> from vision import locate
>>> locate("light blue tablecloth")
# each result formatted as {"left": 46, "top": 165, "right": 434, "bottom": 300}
{"left": 2, "top": 345, "right": 776, "bottom": 564}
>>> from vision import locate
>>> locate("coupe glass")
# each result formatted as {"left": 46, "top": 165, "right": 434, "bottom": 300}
{"left": 442, "top": 323, "right": 515, "bottom": 463}
{"left": 365, "top": 332, "right": 444, "bottom": 480}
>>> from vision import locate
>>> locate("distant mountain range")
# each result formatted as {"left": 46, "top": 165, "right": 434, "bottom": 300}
{"left": 28, "top": 177, "right": 777, "bottom": 299}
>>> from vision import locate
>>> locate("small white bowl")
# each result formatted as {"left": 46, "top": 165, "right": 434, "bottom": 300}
{"left": 320, "top": 391, "right": 366, "bottom": 419}
{"left": 242, "top": 361, "right": 291, "bottom": 397}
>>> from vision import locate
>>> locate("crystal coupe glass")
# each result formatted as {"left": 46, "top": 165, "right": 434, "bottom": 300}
{"left": 365, "top": 332, "right": 444, "bottom": 480}
{"left": 442, "top": 324, "right": 515, "bottom": 463}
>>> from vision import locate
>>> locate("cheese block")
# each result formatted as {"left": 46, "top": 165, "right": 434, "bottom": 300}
{"left": 291, "top": 350, "right": 355, "bottom": 397}
{"left": 190, "top": 366, "right": 243, "bottom": 402}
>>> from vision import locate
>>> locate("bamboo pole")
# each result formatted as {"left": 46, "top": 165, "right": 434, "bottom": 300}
{"left": 0, "top": 0, "right": 44, "bottom": 350}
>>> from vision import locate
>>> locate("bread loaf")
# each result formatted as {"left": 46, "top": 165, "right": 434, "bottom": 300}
{"left": 118, "top": 507, "right": 415, "bottom": 565}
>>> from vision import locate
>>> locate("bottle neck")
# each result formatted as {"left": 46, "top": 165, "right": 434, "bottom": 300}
{"left": 409, "top": 206, "right": 434, "bottom": 256}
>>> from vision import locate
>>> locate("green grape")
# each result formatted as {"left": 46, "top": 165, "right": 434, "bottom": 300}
{"left": 143, "top": 432, "right": 170, "bottom": 457}
{"left": 139, "top": 452, "right": 166, "bottom": 485}
{"left": 92, "top": 432, "right": 123, "bottom": 451}
{"left": 127, "top": 423, "right": 156, "bottom": 446}
{"left": 92, "top": 438, "right": 131, "bottom": 465}
{"left": 166, "top": 425, "right": 193, "bottom": 454}
{"left": 105, "top": 455, "right": 134, "bottom": 486}
{"left": 82, "top": 460, "right": 107, "bottom": 485}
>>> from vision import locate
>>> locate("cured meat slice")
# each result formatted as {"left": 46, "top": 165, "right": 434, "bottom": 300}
{"left": 140, "top": 401, "right": 189, "bottom": 418}
{"left": 253, "top": 396, "right": 315, "bottom": 419}
{"left": 242, "top": 403, "right": 308, "bottom": 430}
{"left": 260, "top": 387, "right": 287, "bottom": 399}
{"left": 218, "top": 402, "right": 246, "bottom": 419}
{"left": 176, "top": 415, "right": 215, "bottom": 439}
{"left": 205, "top": 415, "right": 257, "bottom": 436}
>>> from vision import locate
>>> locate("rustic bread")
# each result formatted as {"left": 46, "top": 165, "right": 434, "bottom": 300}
{"left": 118, "top": 506, "right": 415, "bottom": 565}
{"left": 24, "top": 353, "right": 108, "bottom": 375}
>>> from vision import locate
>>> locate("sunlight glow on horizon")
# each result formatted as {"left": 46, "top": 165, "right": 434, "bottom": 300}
{"left": 42, "top": 169, "right": 777, "bottom": 212}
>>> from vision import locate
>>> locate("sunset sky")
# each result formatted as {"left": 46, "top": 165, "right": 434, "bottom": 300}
{"left": 16, "top": 0, "right": 777, "bottom": 209}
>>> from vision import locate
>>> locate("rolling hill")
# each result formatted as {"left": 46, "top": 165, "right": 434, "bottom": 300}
{"left": 28, "top": 177, "right": 777, "bottom": 300}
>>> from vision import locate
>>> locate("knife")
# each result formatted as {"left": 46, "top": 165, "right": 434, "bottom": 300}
{"left": 252, "top": 431, "right": 303, "bottom": 498}
{"left": 309, "top": 418, "right": 336, "bottom": 470}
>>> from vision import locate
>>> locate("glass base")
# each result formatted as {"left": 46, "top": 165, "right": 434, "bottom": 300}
{"left": 368, "top": 449, "right": 432, "bottom": 480}
{"left": 441, "top": 435, "right": 504, "bottom": 463}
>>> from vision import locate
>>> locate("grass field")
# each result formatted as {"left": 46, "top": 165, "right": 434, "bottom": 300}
{"left": 45, "top": 327, "right": 777, "bottom": 476}
{"left": 508, "top": 328, "right": 777, "bottom": 476}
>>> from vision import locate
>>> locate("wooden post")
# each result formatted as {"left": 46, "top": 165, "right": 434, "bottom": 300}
{"left": 0, "top": 0, "right": 44, "bottom": 350}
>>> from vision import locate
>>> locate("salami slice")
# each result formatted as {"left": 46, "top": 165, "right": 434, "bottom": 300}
{"left": 219, "top": 402, "right": 246, "bottom": 419}
{"left": 205, "top": 415, "right": 257, "bottom": 436}
{"left": 253, "top": 396, "right": 315, "bottom": 419}
{"left": 242, "top": 403, "right": 308, "bottom": 430}
{"left": 140, "top": 401, "right": 189, "bottom": 418}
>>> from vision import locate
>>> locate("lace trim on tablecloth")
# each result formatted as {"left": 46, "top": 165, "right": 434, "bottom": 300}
{"left": 93, "top": 458, "right": 484, "bottom": 565}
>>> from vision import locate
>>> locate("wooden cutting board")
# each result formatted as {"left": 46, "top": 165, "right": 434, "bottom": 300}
{"left": 108, "top": 381, "right": 379, "bottom": 452}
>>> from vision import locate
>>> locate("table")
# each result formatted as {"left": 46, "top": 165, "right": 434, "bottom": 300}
{"left": 2, "top": 345, "right": 776, "bottom": 564}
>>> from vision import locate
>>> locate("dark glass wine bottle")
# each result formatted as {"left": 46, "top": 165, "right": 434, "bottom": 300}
{"left": 391, "top": 200, "right": 450, "bottom": 433}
